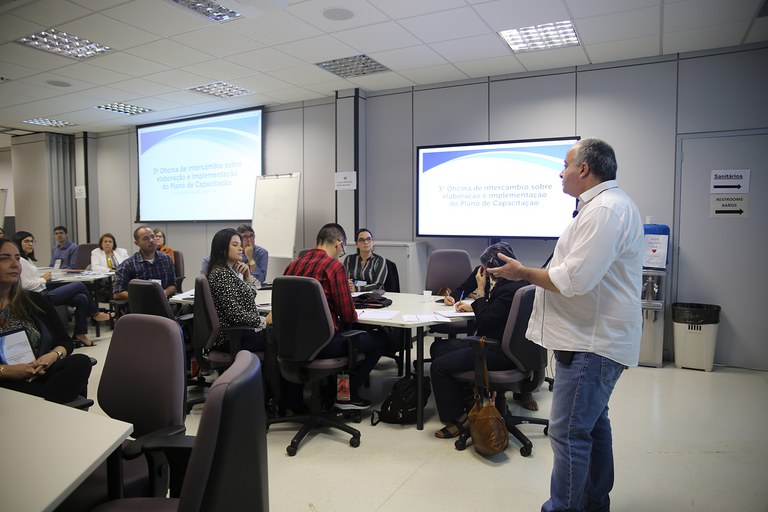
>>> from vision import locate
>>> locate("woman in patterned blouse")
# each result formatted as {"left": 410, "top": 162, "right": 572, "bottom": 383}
{"left": 343, "top": 228, "right": 388, "bottom": 292}
{"left": 205, "top": 229, "right": 271, "bottom": 352}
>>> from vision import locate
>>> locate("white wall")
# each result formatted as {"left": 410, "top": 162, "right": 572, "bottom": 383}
{"left": 0, "top": 147, "right": 13, "bottom": 225}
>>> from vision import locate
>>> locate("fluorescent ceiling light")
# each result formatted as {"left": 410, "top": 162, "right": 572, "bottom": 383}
{"left": 316, "top": 55, "right": 390, "bottom": 78}
{"left": 16, "top": 29, "right": 111, "bottom": 60}
{"left": 498, "top": 20, "right": 579, "bottom": 53}
{"left": 189, "top": 81, "right": 253, "bottom": 98}
{"left": 22, "top": 118, "right": 76, "bottom": 127}
{"left": 95, "top": 103, "right": 153, "bottom": 115}
{"left": 168, "top": 0, "right": 241, "bottom": 22}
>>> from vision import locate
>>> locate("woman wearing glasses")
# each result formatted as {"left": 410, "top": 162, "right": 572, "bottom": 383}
{"left": 343, "top": 228, "right": 388, "bottom": 293}
{"left": 13, "top": 231, "right": 110, "bottom": 347}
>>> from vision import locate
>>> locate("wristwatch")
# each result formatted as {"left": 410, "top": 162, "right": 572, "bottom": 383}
{"left": 54, "top": 349, "right": 64, "bottom": 360}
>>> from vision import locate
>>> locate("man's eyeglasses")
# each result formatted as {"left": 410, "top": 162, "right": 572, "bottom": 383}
{"left": 357, "top": 237, "right": 373, "bottom": 243}
{"left": 241, "top": 234, "right": 256, "bottom": 240}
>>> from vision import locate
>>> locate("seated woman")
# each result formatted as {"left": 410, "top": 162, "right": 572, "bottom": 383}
{"left": 205, "top": 228, "right": 271, "bottom": 353}
{"left": 14, "top": 231, "right": 110, "bottom": 347}
{"left": 0, "top": 237, "right": 92, "bottom": 404}
{"left": 153, "top": 228, "right": 175, "bottom": 264}
{"left": 430, "top": 242, "right": 535, "bottom": 439}
{"left": 344, "top": 228, "right": 388, "bottom": 293}
{"left": 90, "top": 232, "right": 129, "bottom": 272}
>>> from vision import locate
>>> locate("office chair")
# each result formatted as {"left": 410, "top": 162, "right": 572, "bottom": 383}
{"left": 90, "top": 351, "right": 269, "bottom": 512}
{"left": 383, "top": 258, "right": 400, "bottom": 293}
{"left": 55, "top": 315, "right": 187, "bottom": 512}
{"left": 187, "top": 275, "right": 263, "bottom": 412}
{"left": 296, "top": 248, "right": 312, "bottom": 258}
{"left": 425, "top": 249, "right": 473, "bottom": 340}
{"left": 452, "top": 285, "right": 549, "bottom": 457}
{"left": 267, "top": 275, "right": 364, "bottom": 456}
{"left": 173, "top": 250, "right": 185, "bottom": 292}
{"left": 74, "top": 243, "right": 99, "bottom": 270}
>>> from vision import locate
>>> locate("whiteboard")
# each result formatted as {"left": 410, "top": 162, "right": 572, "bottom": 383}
{"left": 252, "top": 174, "right": 300, "bottom": 259}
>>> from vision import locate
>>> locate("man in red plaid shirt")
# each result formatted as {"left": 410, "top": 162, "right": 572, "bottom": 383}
{"left": 284, "top": 223, "right": 385, "bottom": 409}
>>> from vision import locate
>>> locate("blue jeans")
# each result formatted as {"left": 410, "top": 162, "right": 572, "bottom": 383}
{"left": 542, "top": 352, "right": 625, "bottom": 512}
{"left": 45, "top": 282, "right": 98, "bottom": 335}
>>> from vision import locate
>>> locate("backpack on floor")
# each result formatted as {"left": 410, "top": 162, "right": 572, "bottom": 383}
{"left": 371, "top": 374, "right": 431, "bottom": 425}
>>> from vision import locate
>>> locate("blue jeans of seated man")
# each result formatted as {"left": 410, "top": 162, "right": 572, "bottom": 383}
{"left": 542, "top": 351, "right": 624, "bottom": 512}
{"left": 46, "top": 281, "right": 98, "bottom": 335}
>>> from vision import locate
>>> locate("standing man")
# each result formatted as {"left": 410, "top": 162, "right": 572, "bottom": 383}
{"left": 50, "top": 226, "right": 78, "bottom": 269}
{"left": 488, "top": 138, "right": 643, "bottom": 511}
{"left": 283, "top": 223, "right": 386, "bottom": 409}
{"left": 112, "top": 226, "right": 176, "bottom": 301}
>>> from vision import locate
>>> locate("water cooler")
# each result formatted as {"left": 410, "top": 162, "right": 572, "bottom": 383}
{"left": 639, "top": 221, "right": 669, "bottom": 367}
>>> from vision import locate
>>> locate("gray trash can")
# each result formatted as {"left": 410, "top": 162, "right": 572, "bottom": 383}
{"left": 672, "top": 303, "right": 720, "bottom": 371}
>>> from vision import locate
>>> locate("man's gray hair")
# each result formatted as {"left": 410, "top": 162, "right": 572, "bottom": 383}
{"left": 573, "top": 138, "right": 617, "bottom": 182}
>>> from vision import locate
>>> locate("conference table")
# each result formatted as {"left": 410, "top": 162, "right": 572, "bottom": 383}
{"left": 0, "top": 388, "right": 133, "bottom": 512}
{"left": 172, "top": 288, "right": 470, "bottom": 430}
{"left": 48, "top": 270, "right": 115, "bottom": 336}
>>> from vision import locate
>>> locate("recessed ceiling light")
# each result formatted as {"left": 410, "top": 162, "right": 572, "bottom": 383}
{"left": 168, "top": 0, "right": 241, "bottom": 22}
{"left": 95, "top": 103, "right": 153, "bottom": 115}
{"left": 316, "top": 55, "right": 390, "bottom": 78}
{"left": 22, "top": 118, "right": 76, "bottom": 127}
{"left": 16, "top": 29, "right": 111, "bottom": 60}
{"left": 323, "top": 8, "right": 353, "bottom": 21}
{"left": 189, "top": 81, "right": 253, "bottom": 98}
{"left": 498, "top": 20, "right": 580, "bottom": 53}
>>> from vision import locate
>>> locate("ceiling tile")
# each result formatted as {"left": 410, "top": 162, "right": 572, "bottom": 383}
{"left": 0, "top": 59, "right": 40, "bottom": 80}
{"left": 514, "top": 45, "right": 590, "bottom": 71}
{"left": 575, "top": 6, "right": 660, "bottom": 46}
{"left": 664, "top": 0, "right": 762, "bottom": 32}
{"left": 88, "top": 52, "right": 167, "bottom": 76}
{"left": 0, "top": 14, "right": 44, "bottom": 44}
{"left": 10, "top": 0, "right": 92, "bottom": 27}
{"left": 182, "top": 59, "right": 261, "bottom": 80}
{"left": 430, "top": 34, "right": 511, "bottom": 62}
{"left": 0, "top": 78, "right": 64, "bottom": 100}
{"left": 171, "top": 26, "right": 264, "bottom": 58}
{"left": 59, "top": 13, "right": 161, "bottom": 50}
{"left": 144, "top": 69, "right": 211, "bottom": 89}
{"left": 286, "top": 0, "right": 389, "bottom": 32}
{"left": 108, "top": 77, "right": 177, "bottom": 96}
{"left": 0, "top": 42, "right": 73, "bottom": 71}
{"left": 745, "top": 17, "right": 768, "bottom": 44}
{"left": 76, "top": 85, "right": 145, "bottom": 102}
{"left": 346, "top": 71, "right": 415, "bottom": 91}
{"left": 473, "top": 0, "right": 571, "bottom": 31}
{"left": 370, "top": 45, "right": 447, "bottom": 70}
{"left": 565, "top": 0, "right": 660, "bottom": 19}
{"left": 663, "top": 22, "right": 752, "bottom": 54}
{"left": 453, "top": 55, "right": 527, "bottom": 78}
{"left": 265, "top": 86, "right": 325, "bottom": 103}
{"left": 333, "top": 22, "right": 421, "bottom": 53}
{"left": 24, "top": 70, "right": 99, "bottom": 92}
{"left": 232, "top": 72, "right": 297, "bottom": 92}
{"left": 124, "top": 39, "right": 213, "bottom": 67}
{"left": 49, "top": 62, "right": 132, "bottom": 85}
{"left": 398, "top": 64, "right": 469, "bottom": 85}
{"left": 584, "top": 36, "right": 660, "bottom": 64}
{"left": 224, "top": 47, "right": 304, "bottom": 73}
{"left": 368, "top": 0, "right": 467, "bottom": 19}
{"left": 399, "top": 7, "right": 490, "bottom": 44}
{"left": 269, "top": 64, "right": 343, "bottom": 86}
{"left": 227, "top": 11, "right": 322, "bottom": 46}
{"left": 70, "top": 0, "right": 128, "bottom": 10}
{"left": 275, "top": 35, "right": 358, "bottom": 63}
{"left": 101, "top": 0, "right": 212, "bottom": 37}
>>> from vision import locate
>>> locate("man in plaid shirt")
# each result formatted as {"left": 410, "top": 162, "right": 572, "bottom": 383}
{"left": 284, "top": 223, "right": 385, "bottom": 410}
{"left": 113, "top": 226, "right": 176, "bottom": 301}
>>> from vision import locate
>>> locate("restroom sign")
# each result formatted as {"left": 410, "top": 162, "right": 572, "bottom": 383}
{"left": 710, "top": 194, "right": 748, "bottom": 217}
{"left": 710, "top": 169, "right": 750, "bottom": 193}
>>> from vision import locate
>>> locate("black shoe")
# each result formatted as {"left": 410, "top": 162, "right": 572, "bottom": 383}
{"left": 334, "top": 395, "right": 372, "bottom": 410}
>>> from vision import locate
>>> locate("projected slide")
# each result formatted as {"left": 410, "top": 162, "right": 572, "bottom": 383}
{"left": 138, "top": 108, "right": 262, "bottom": 222}
{"left": 417, "top": 138, "right": 578, "bottom": 238}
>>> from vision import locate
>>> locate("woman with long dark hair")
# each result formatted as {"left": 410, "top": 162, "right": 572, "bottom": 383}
{"left": 13, "top": 231, "right": 110, "bottom": 347}
{"left": 0, "top": 237, "right": 92, "bottom": 403}
{"left": 205, "top": 228, "right": 270, "bottom": 352}
{"left": 343, "top": 228, "right": 388, "bottom": 292}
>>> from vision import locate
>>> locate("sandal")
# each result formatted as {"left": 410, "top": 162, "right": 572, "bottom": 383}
{"left": 91, "top": 311, "right": 113, "bottom": 323}
{"left": 513, "top": 392, "right": 539, "bottom": 411}
{"left": 434, "top": 418, "right": 468, "bottom": 439}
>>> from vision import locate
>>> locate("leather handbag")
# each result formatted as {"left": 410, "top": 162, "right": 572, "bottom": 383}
{"left": 467, "top": 337, "right": 509, "bottom": 456}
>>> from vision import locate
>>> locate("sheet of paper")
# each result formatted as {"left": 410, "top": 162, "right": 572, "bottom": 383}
{"left": 357, "top": 309, "right": 399, "bottom": 320}
{"left": 436, "top": 310, "right": 476, "bottom": 318}
{"left": 401, "top": 314, "right": 452, "bottom": 323}
{"left": 174, "top": 289, "right": 195, "bottom": 300}
{"left": 0, "top": 330, "right": 36, "bottom": 365}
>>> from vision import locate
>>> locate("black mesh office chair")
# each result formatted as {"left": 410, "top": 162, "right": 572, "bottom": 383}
{"left": 173, "top": 250, "right": 185, "bottom": 293}
{"left": 90, "top": 351, "right": 269, "bottom": 512}
{"left": 55, "top": 315, "right": 187, "bottom": 511}
{"left": 267, "top": 275, "right": 364, "bottom": 456}
{"left": 452, "top": 285, "right": 549, "bottom": 457}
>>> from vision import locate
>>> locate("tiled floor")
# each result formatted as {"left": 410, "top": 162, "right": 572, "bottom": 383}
{"left": 80, "top": 326, "right": 768, "bottom": 511}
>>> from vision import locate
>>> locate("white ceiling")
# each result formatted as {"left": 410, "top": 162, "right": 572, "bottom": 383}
{"left": 1, "top": 0, "right": 767, "bottom": 148}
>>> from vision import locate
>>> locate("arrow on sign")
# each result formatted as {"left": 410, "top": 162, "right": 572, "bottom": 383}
{"left": 713, "top": 184, "right": 742, "bottom": 189}
{"left": 715, "top": 209, "right": 744, "bottom": 215}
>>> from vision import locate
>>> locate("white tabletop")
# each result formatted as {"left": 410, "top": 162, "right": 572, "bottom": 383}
{"left": 0, "top": 388, "right": 133, "bottom": 512}
{"left": 50, "top": 271, "right": 114, "bottom": 283}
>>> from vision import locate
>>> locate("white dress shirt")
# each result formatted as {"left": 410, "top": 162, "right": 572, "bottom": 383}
{"left": 526, "top": 180, "right": 644, "bottom": 366}
{"left": 19, "top": 257, "right": 47, "bottom": 293}
{"left": 90, "top": 247, "right": 129, "bottom": 272}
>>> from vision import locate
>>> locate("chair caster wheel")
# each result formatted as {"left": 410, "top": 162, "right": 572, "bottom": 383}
{"left": 543, "top": 426, "right": 548, "bottom": 436}
{"left": 349, "top": 437, "right": 360, "bottom": 448}
{"left": 520, "top": 445, "right": 532, "bottom": 457}
{"left": 286, "top": 444, "right": 297, "bottom": 456}
{"left": 454, "top": 439, "right": 466, "bottom": 451}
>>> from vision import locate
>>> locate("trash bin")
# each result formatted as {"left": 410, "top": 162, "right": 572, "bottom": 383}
{"left": 672, "top": 303, "right": 721, "bottom": 371}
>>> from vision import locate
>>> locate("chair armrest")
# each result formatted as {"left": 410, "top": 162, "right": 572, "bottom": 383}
{"left": 64, "top": 396, "right": 94, "bottom": 410}
{"left": 221, "top": 325, "right": 258, "bottom": 354}
{"left": 340, "top": 329, "right": 365, "bottom": 370}
{"left": 142, "top": 435, "right": 197, "bottom": 498}
{"left": 123, "top": 424, "right": 187, "bottom": 460}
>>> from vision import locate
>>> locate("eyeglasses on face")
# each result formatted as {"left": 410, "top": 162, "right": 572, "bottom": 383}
{"left": 357, "top": 237, "right": 373, "bottom": 243}
{"left": 241, "top": 233, "right": 256, "bottom": 240}
{"left": 23, "top": 239, "right": 36, "bottom": 245}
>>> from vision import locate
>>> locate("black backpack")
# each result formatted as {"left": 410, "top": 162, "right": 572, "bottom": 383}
{"left": 371, "top": 374, "right": 431, "bottom": 425}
